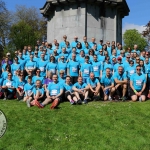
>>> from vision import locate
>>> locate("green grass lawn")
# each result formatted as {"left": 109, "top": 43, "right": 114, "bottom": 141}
{"left": 0, "top": 100, "right": 150, "bottom": 150}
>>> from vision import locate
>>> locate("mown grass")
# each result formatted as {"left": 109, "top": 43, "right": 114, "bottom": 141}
{"left": 0, "top": 100, "right": 150, "bottom": 150}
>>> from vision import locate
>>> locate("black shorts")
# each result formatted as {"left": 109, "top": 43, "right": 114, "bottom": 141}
{"left": 65, "top": 91, "right": 75, "bottom": 100}
{"left": 130, "top": 89, "right": 147, "bottom": 97}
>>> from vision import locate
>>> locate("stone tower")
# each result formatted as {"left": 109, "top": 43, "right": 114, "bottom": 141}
{"left": 40, "top": 0, "right": 129, "bottom": 43}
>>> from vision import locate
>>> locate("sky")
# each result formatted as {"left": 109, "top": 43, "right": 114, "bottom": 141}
{"left": 4, "top": 0, "right": 150, "bottom": 33}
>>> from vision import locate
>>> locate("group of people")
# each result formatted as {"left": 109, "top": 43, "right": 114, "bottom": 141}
{"left": 0, "top": 35, "right": 149, "bottom": 109}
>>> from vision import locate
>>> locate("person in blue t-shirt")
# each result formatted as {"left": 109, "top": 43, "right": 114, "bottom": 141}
{"left": 58, "top": 70, "right": 66, "bottom": 85}
{"left": 89, "top": 37, "right": 97, "bottom": 49}
{"left": 57, "top": 56, "right": 67, "bottom": 77}
{"left": 101, "top": 68, "right": 115, "bottom": 101}
{"left": 83, "top": 42, "right": 90, "bottom": 55}
{"left": 67, "top": 53, "right": 80, "bottom": 84}
{"left": 25, "top": 54, "right": 37, "bottom": 74}
{"left": 102, "top": 56, "right": 113, "bottom": 75}
{"left": 1, "top": 65, "right": 11, "bottom": 80}
{"left": 80, "top": 55, "right": 92, "bottom": 83}
{"left": 71, "top": 36, "right": 79, "bottom": 48}
{"left": 72, "top": 76, "right": 89, "bottom": 104}
{"left": 32, "top": 80, "right": 45, "bottom": 104}
{"left": 113, "top": 66, "right": 127, "bottom": 101}
{"left": 15, "top": 73, "right": 26, "bottom": 101}
{"left": 64, "top": 76, "right": 78, "bottom": 105}
{"left": 2, "top": 73, "right": 15, "bottom": 100}
{"left": 82, "top": 36, "right": 89, "bottom": 50}
{"left": 126, "top": 60, "right": 136, "bottom": 79}
{"left": 32, "top": 69, "right": 44, "bottom": 84}
{"left": 37, "top": 53, "right": 48, "bottom": 77}
{"left": 46, "top": 56, "right": 57, "bottom": 74}
{"left": 60, "top": 35, "right": 67, "bottom": 49}
{"left": 24, "top": 76, "right": 34, "bottom": 107}
{"left": 91, "top": 55, "right": 102, "bottom": 79}
{"left": 11, "top": 57, "right": 21, "bottom": 75}
{"left": 130, "top": 65, "right": 147, "bottom": 102}
{"left": 131, "top": 45, "right": 140, "bottom": 56}
{"left": 18, "top": 52, "right": 26, "bottom": 71}
{"left": 144, "top": 58, "right": 150, "bottom": 98}
{"left": 113, "top": 57, "right": 125, "bottom": 73}
{"left": 58, "top": 47, "right": 69, "bottom": 62}
{"left": 97, "top": 39, "right": 103, "bottom": 51}
{"left": 87, "top": 73, "right": 101, "bottom": 101}
{"left": 35, "top": 74, "right": 64, "bottom": 109}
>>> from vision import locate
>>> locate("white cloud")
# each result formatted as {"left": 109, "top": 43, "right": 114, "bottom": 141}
{"left": 122, "top": 23, "right": 146, "bottom": 34}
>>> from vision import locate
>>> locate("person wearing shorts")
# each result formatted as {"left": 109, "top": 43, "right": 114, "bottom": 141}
{"left": 130, "top": 65, "right": 147, "bottom": 102}
{"left": 35, "top": 74, "right": 64, "bottom": 109}
{"left": 72, "top": 76, "right": 89, "bottom": 104}
{"left": 64, "top": 76, "right": 78, "bottom": 105}
{"left": 2, "top": 73, "right": 15, "bottom": 100}
{"left": 101, "top": 68, "right": 115, "bottom": 101}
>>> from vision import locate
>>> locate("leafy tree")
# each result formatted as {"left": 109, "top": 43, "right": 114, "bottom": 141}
{"left": 123, "top": 29, "right": 147, "bottom": 51}
{"left": 8, "top": 5, "right": 47, "bottom": 50}
{"left": 9, "top": 21, "right": 40, "bottom": 49}
{"left": 0, "top": 0, "right": 11, "bottom": 50}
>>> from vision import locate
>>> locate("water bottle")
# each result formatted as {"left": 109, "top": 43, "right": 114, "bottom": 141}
{"left": 139, "top": 96, "right": 142, "bottom": 102}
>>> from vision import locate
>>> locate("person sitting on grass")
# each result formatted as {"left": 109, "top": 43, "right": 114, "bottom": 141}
{"left": 15, "top": 73, "right": 26, "bottom": 101}
{"left": 101, "top": 68, "right": 115, "bottom": 101}
{"left": 87, "top": 72, "right": 101, "bottom": 101}
{"left": 72, "top": 76, "right": 89, "bottom": 104}
{"left": 24, "top": 76, "right": 34, "bottom": 107}
{"left": 31, "top": 80, "right": 45, "bottom": 106}
{"left": 35, "top": 74, "right": 64, "bottom": 109}
{"left": 113, "top": 66, "right": 127, "bottom": 101}
{"left": 64, "top": 76, "right": 78, "bottom": 105}
{"left": 43, "top": 71, "right": 53, "bottom": 92}
{"left": 1, "top": 65, "right": 11, "bottom": 80}
{"left": 130, "top": 65, "right": 147, "bottom": 102}
{"left": 2, "top": 73, "right": 15, "bottom": 100}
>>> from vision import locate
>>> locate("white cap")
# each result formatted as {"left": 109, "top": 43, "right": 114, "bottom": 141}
{"left": 6, "top": 52, "right": 10, "bottom": 56}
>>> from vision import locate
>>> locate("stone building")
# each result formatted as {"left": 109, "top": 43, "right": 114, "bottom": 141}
{"left": 40, "top": 0, "right": 130, "bottom": 43}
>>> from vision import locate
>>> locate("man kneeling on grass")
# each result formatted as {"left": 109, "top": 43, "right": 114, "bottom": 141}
{"left": 35, "top": 74, "right": 64, "bottom": 109}
{"left": 86, "top": 72, "right": 101, "bottom": 101}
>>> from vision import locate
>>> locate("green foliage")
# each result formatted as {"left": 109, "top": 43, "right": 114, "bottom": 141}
{"left": 123, "top": 29, "right": 147, "bottom": 51}
{"left": 9, "top": 21, "right": 40, "bottom": 49}
{"left": 7, "top": 5, "right": 47, "bottom": 50}
{"left": 1, "top": 100, "right": 150, "bottom": 149}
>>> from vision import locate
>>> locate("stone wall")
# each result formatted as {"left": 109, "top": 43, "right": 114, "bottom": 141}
{"left": 47, "top": 3, "right": 122, "bottom": 44}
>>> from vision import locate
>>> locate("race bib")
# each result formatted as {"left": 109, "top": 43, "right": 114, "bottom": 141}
{"left": 130, "top": 70, "right": 134, "bottom": 75}
{"left": 84, "top": 69, "right": 89, "bottom": 74}
{"left": 40, "top": 67, "right": 44, "bottom": 72}
{"left": 72, "top": 67, "right": 77, "bottom": 73}
{"left": 136, "top": 80, "right": 142, "bottom": 86}
{"left": 93, "top": 66, "right": 98, "bottom": 71}
{"left": 6, "top": 81, "right": 12, "bottom": 87}
{"left": 18, "top": 86, "right": 23, "bottom": 90}
{"left": 27, "top": 90, "right": 32, "bottom": 95}
{"left": 50, "top": 69, "right": 55, "bottom": 73}
{"left": 28, "top": 66, "right": 33, "bottom": 69}
{"left": 51, "top": 90, "right": 57, "bottom": 96}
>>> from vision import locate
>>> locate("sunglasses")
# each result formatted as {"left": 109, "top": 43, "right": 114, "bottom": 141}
{"left": 60, "top": 73, "right": 64, "bottom": 74}
{"left": 126, "top": 57, "right": 130, "bottom": 58}
{"left": 136, "top": 69, "right": 141, "bottom": 71}
{"left": 136, "top": 59, "right": 140, "bottom": 60}
{"left": 20, "top": 75, "right": 24, "bottom": 76}
{"left": 8, "top": 75, "right": 12, "bottom": 76}
{"left": 100, "top": 51, "right": 103, "bottom": 52}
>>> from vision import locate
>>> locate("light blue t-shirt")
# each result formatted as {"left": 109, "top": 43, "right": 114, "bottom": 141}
{"left": 3, "top": 79, "right": 15, "bottom": 92}
{"left": 80, "top": 63, "right": 92, "bottom": 77}
{"left": 67, "top": 60, "right": 80, "bottom": 77}
{"left": 73, "top": 82, "right": 87, "bottom": 90}
{"left": 32, "top": 87, "right": 45, "bottom": 96}
{"left": 37, "top": 59, "right": 48, "bottom": 77}
{"left": 113, "top": 72, "right": 127, "bottom": 83}
{"left": 63, "top": 83, "right": 74, "bottom": 93}
{"left": 130, "top": 73, "right": 146, "bottom": 91}
{"left": 86, "top": 78, "right": 100, "bottom": 88}
{"left": 91, "top": 61, "right": 102, "bottom": 77}
{"left": 46, "top": 62, "right": 57, "bottom": 74}
{"left": 101, "top": 75, "right": 114, "bottom": 87}
{"left": 48, "top": 82, "right": 63, "bottom": 96}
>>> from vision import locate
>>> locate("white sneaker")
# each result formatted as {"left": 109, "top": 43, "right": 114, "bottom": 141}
{"left": 108, "top": 96, "right": 112, "bottom": 101}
